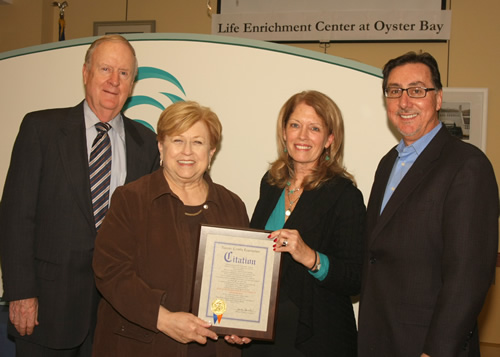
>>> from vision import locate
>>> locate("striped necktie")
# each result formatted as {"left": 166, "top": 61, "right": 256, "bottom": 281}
{"left": 89, "top": 122, "right": 112, "bottom": 230}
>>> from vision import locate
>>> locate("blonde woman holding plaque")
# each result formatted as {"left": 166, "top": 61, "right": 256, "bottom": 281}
{"left": 243, "top": 91, "right": 365, "bottom": 357}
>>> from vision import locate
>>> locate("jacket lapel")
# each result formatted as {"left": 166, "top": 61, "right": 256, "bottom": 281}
{"left": 368, "top": 127, "right": 450, "bottom": 246}
{"left": 251, "top": 181, "right": 282, "bottom": 229}
{"left": 367, "top": 148, "right": 398, "bottom": 219}
{"left": 57, "top": 102, "right": 95, "bottom": 230}
{"left": 285, "top": 177, "right": 350, "bottom": 248}
{"left": 123, "top": 116, "right": 146, "bottom": 184}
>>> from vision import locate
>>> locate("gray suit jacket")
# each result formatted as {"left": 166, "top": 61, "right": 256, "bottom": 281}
{"left": 0, "top": 101, "right": 159, "bottom": 349}
{"left": 358, "top": 126, "right": 499, "bottom": 357}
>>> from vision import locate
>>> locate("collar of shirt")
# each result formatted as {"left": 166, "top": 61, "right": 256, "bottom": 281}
{"left": 380, "top": 122, "right": 442, "bottom": 214}
{"left": 150, "top": 169, "right": 221, "bottom": 211}
{"left": 84, "top": 100, "right": 127, "bottom": 197}
{"left": 396, "top": 121, "right": 443, "bottom": 157}
{"left": 83, "top": 101, "right": 124, "bottom": 134}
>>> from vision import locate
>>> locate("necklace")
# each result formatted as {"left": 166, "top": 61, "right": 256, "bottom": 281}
{"left": 184, "top": 203, "right": 209, "bottom": 217}
{"left": 285, "top": 181, "right": 301, "bottom": 217}
{"left": 184, "top": 209, "right": 203, "bottom": 217}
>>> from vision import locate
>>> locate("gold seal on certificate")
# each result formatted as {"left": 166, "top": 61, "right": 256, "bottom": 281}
{"left": 211, "top": 298, "right": 227, "bottom": 324}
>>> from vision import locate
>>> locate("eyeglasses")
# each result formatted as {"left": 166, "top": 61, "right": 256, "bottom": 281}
{"left": 384, "top": 86, "right": 436, "bottom": 98}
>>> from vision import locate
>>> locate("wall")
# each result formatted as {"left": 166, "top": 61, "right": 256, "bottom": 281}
{"left": 0, "top": 1, "right": 44, "bottom": 50}
{"left": 2, "top": 2, "right": 497, "bottom": 194}
{"left": 0, "top": 35, "right": 388, "bottom": 226}
{"left": 0, "top": 0, "right": 499, "bottom": 354}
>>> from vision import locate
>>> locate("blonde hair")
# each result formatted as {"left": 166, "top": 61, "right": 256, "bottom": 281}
{"left": 157, "top": 101, "right": 222, "bottom": 149}
{"left": 268, "top": 90, "right": 355, "bottom": 190}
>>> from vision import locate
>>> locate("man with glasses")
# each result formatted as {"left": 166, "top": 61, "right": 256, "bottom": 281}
{"left": 358, "top": 52, "right": 498, "bottom": 357}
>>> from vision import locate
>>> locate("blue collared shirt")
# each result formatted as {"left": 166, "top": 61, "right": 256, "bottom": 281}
{"left": 84, "top": 101, "right": 127, "bottom": 202}
{"left": 380, "top": 123, "right": 442, "bottom": 213}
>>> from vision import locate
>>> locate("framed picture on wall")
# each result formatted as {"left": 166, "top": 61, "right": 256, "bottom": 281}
{"left": 440, "top": 88, "right": 488, "bottom": 152}
{"left": 93, "top": 20, "right": 156, "bottom": 36}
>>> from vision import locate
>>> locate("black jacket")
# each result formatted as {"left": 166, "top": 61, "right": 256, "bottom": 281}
{"left": 250, "top": 172, "right": 366, "bottom": 356}
{"left": 0, "top": 101, "right": 159, "bottom": 348}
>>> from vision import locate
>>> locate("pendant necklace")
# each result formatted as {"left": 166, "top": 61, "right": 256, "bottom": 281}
{"left": 285, "top": 181, "right": 302, "bottom": 217}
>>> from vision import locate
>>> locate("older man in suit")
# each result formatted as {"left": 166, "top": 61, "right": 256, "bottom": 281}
{"left": 357, "top": 52, "right": 498, "bottom": 357}
{"left": 0, "top": 35, "right": 159, "bottom": 356}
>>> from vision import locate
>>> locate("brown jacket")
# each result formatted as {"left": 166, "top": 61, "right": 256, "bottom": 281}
{"left": 92, "top": 169, "right": 249, "bottom": 356}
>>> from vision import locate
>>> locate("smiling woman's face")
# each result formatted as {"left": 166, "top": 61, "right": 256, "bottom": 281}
{"left": 158, "top": 120, "right": 216, "bottom": 186}
{"left": 283, "top": 102, "right": 334, "bottom": 173}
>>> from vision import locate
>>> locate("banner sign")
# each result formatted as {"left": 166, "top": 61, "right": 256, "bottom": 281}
{"left": 212, "top": 10, "right": 451, "bottom": 41}
{"left": 218, "top": 0, "right": 443, "bottom": 13}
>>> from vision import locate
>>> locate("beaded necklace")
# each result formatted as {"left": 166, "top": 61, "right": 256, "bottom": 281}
{"left": 285, "top": 181, "right": 302, "bottom": 217}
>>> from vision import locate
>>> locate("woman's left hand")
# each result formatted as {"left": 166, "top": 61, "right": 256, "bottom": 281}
{"left": 224, "top": 335, "right": 252, "bottom": 345}
{"left": 269, "top": 229, "right": 316, "bottom": 269}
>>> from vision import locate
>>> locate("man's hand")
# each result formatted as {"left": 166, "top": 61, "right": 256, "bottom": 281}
{"left": 9, "top": 297, "right": 39, "bottom": 335}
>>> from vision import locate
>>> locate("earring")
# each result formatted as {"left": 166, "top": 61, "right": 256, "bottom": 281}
{"left": 208, "top": 162, "right": 211, "bottom": 170}
{"left": 160, "top": 159, "right": 163, "bottom": 167}
{"left": 325, "top": 155, "right": 330, "bottom": 161}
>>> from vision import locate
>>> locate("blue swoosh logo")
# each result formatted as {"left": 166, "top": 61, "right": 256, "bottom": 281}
{"left": 123, "top": 66, "right": 187, "bottom": 132}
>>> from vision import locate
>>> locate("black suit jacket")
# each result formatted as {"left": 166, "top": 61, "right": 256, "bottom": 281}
{"left": 249, "top": 173, "right": 365, "bottom": 356}
{"left": 358, "top": 127, "right": 499, "bottom": 357}
{"left": 0, "top": 101, "right": 159, "bottom": 349}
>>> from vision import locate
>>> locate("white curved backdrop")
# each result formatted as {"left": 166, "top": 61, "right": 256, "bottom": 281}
{"left": 0, "top": 34, "right": 397, "bottom": 302}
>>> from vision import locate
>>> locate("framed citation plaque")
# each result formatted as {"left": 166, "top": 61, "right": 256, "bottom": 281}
{"left": 192, "top": 225, "right": 282, "bottom": 340}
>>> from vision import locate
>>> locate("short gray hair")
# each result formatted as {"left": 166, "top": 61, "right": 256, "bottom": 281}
{"left": 84, "top": 35, "right": 138, "bottom": 79}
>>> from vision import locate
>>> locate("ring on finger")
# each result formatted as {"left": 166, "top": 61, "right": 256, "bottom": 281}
{"left": 282, "top": 240, "right": 288, "bottom": 247}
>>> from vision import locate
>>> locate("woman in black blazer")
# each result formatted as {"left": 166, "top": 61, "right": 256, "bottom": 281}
{"left": 243, "top": 90, "right": 365, "bottom": 357}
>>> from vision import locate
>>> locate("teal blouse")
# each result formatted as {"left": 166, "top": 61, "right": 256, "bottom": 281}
{"left": 265, "top": 189, "right": 329, "bottom": 281}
